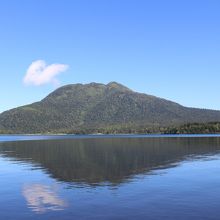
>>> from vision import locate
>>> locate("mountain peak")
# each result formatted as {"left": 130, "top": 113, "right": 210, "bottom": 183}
{"left": 107, "top": 81, "right": 131, "bottom": 92}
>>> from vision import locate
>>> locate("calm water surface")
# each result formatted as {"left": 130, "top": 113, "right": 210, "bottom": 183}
{"left": 0, "top": 135, "right": 220, "bottom": 219}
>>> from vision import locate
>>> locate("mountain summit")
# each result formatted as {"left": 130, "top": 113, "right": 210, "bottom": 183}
{"left": 1, "top": 82, "right": 220, "bottom": 134}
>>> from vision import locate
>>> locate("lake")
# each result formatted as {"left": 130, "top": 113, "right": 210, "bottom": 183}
{"left": 0, "top": 135, "right": 220, "bottom": 220}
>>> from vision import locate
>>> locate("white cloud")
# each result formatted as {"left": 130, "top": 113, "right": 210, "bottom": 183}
{"left": 23, "top": 60, "right": 69, "bottom": 86}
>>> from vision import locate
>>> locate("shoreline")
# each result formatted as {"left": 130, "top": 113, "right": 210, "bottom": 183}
{"left": 1, "top": 133, "right": 220, "bottom": 143}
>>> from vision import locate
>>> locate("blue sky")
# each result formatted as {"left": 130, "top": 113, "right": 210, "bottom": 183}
{"left": 1, "top": 0, "right": 220, "bottom": 113}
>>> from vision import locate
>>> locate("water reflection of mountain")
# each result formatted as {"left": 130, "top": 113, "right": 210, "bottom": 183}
{"left": 0, "top": 137, "right": 220, "bottom": 186}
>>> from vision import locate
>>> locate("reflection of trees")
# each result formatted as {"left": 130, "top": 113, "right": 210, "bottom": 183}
{"left": 0, "top": 137, "right": 220, "bottom": 185}
{"left": 22, "top": 184, "right": 67, "bottom": 213}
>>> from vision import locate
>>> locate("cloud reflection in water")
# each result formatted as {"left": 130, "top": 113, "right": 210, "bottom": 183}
{"left": 22, "top": 184, "right": 67, "bottom": 213}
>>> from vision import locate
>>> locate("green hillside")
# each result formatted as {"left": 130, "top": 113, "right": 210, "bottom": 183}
{"left": 1, "top": 82, "right": 220, "bottom": 134}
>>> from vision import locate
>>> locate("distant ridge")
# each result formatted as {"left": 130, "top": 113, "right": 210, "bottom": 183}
{"left": 1, "top": 82, "right": 220, "bottom": 134}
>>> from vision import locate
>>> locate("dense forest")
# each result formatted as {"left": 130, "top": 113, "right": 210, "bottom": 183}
{"left": 64, "top": 122, "right": 220, "bottom": 134}
{"left": 1, "top": 122, "right": 220, "bottom": 135}
{"left": 163, "top": 122, "right": 220, "bottom": 134}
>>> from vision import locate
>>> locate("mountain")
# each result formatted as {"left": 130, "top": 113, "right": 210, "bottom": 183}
{"left": 1, "top": 82, "right": 220, "bottom": 134}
